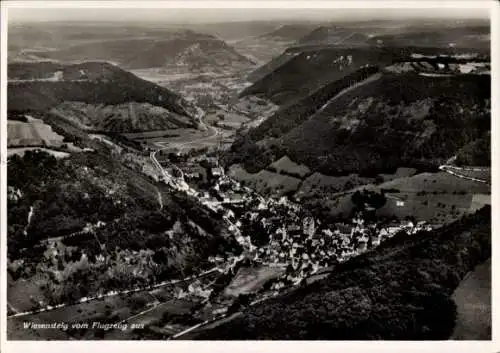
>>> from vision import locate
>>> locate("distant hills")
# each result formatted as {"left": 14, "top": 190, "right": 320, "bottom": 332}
{"left": 297, "top": 26, "right": 370, "bottom": 46}
{"left": 231, "top": 24, "right": 320, "bottom": 65}
{"left": 243, "top": 39, "right": 490, "bottom": 104}
{"left": 8, "top": 61, "right": 202, "bottom": 132}
{"left": 258, "top": 24, "right": 319, "bottom": 41}
{"left": 295, "top": 24, "right": 490, "bottom": 49}
{"left": 11, "top": 30, "right": 256, "bottom": 72}
{"left": 244, "top": 22, "right": 489, "bottom": 82}
{"left": 242, "top": 47, "right": 401, "bottom": 105}
{"left": 367, "top": 26, "right": 490, "bottom": 49}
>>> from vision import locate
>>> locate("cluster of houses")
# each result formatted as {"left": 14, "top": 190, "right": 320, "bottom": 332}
{"left": 141, "top": 152, "right": 435, "bottom": 303}
{"left": 191, "top": 162, "right": 434, "bottom": 286}
{"left": 253, "top": 214, "right": 433, "bottom": 290}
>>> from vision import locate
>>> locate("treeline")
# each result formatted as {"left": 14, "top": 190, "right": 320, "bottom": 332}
{"left": 194, "top": 206, "right": 491, "bottom": 340}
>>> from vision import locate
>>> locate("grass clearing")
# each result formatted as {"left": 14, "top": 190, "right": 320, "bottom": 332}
{"left": 105, "top": 298, "right": 199, "bottom": 339}
{"left": 269, "top": 156, "right": 311, "bottom": 178}
{"left": 207, "top": 110, "right": 250, "bottom": 129}
{"left": 7, "top": 273, "right": 48, "bottom": 313}
{"left": 224, "top": 266, "right": 286, "bottom": 297}
{"left": 126, "top": 298, "right": 196, "bottom": 325}
{"left": 469, "top": 194, "right": 491, "bottom": 213}
{"left": 8, "top": 119, "right": 64, "bottom": 148}
{"left": 126, "top": 128, "right": 223, "bottom": 151}
{"left": 228, "top": 164, "right": 302, "bottom": 197}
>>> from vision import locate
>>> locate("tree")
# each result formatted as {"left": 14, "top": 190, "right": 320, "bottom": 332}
{"left": 374, "top": 175, "right": 384, "bottom": 184}
{"left": 351, "top": 191, "right": 364, "bottom": 207}
{"left": 369, "top": 191, "right": 387, "bottom": 209}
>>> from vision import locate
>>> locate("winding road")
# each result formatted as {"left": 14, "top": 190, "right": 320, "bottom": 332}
{"left": 438, "top": 156, "right": 489, "bottom": 184}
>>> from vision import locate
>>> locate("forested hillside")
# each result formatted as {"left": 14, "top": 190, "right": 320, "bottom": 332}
{"left": 226, "top": 72, "right": 490, "bottom": 176}
{"left": 7, "top": 150, "right": 241, "bottom": 305}
{"left": 8, "top": 62, "right": 201, "bottom": 132}
{"left": 194, "top": 206, "right": 491, "bottom": 340}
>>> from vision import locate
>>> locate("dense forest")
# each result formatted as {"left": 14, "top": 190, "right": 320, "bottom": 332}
{"left": 249, "top": 65, "right": 380, "bottom": 141}
{"left": 194, "top": 206, "right": 491, "bottom": 340}
{"left": 455, "top": 132, "right": 491, "bottom": 166}
{"left": 224, "top": 72, "right": 490, "bottom": 177}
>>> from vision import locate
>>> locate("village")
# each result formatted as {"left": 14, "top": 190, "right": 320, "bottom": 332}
{"left": 145, "top": 150, "right": 435, "bottom": 307}
{"left": 81, "top": 133, "right": 439, "bottom": 326}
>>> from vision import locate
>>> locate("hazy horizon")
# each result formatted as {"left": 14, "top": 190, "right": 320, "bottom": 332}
{"left": 8, "top": 7, "right": 490, "bottom": 25}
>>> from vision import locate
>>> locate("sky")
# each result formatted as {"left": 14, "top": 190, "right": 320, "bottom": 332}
{"left": 7, "top": 5, "right": 490, "bottom": 24}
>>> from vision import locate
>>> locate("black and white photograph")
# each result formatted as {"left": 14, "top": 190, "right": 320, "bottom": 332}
{"left": 1, "top": 0, "right": 495, "bottom": 345}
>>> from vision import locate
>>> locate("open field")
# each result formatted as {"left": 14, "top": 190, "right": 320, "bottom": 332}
{"left": 373, "top": 172, "right": 488, "bottom": 224}
{"left": 451, "top": 258, "right": 491, "bottom": 340}
{"left": 8, "top": 119, "right": 64, "bottom": 147}
{"left": 125, "top": 128, "right": 224, "bottom": 151}
{"left": 377, "top": 192, "right": 474, "bottom": 225}
{"left": 308, "top": 171, "right": 490, "bottom": 224}
{"left": 269, "top": 156, "right": 311, "bottom": 178}
{"left": 122, "top": 130, "right": 181, "bottom": 139}
{"left": 125, "top": 299, "right": 195, "bottom": 325}
{"left": 228, "top": 164, "right": 302, "bottom": 197}
{"left": 378, "top": 172, "right": 490, "bottom": 194}
{"left": 104, "top": 298, "right": 199, "bottom": 340}
{"left": 7, "top": 273, "right": 47, "bottom": 314}
{"left": 296, "top": 172, "right": 374, "bottom": 199}
{"left": 130, "top": 69, "right": 213, "bottom": 83}
{"left": 206, "top": 110, "right": 251, "bottom": 130}
{"left": 469, "top": 194, "right": 491, "bottom": 212}
{"left": 224, "top": 265, "right": 286, "bottom": 297}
